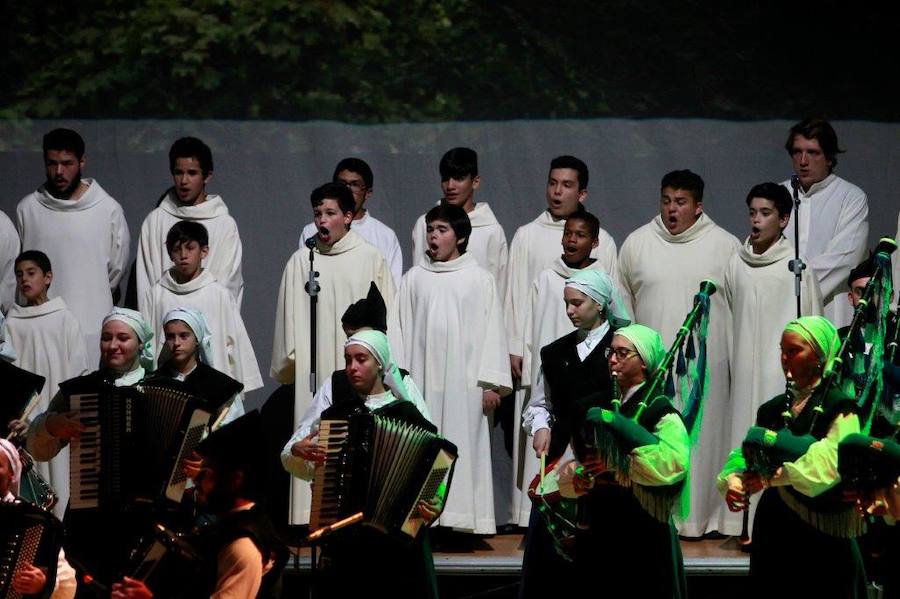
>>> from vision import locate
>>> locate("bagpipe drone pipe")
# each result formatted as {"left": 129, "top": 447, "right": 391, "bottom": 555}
{"left": 580, "top": 279, "right": 717, "bottom": 523}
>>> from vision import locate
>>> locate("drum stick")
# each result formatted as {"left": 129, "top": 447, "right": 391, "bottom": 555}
{"left": 540, "top": 453, "right": 546, "bottom": 487}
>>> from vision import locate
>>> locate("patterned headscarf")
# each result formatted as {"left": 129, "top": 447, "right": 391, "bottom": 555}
{"left": 101, "top": 308, "right": 155, "bottom": 371}
{"left": 564, "top": 269, "right": 631, "bottom": 328}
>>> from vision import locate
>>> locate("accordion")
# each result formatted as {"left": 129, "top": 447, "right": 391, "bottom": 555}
{"left": 309, "top": 401, "right": 457, "bottom": 541}
{"left": 0, "top": 500, "right": 63, "bottom": 599}
{"left": 69, "top": 383, "right": 212, "bottom": 510}
{"left": 125, "top": 523, "right": 202, "bottom": 598}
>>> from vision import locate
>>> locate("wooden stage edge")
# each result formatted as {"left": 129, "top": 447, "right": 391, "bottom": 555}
{"left": 288, "top": 533, "right": 750, "bottom": 577}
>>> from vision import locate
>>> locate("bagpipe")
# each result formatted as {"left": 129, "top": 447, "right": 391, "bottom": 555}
{"left": 742, "top": 237, "right": 898, "bottom": 479}
{"left": 740, "top": 237, "right": 897, "bottom": 537}
{"left": 581, "top": 280, "right": 716, "bottom": 522}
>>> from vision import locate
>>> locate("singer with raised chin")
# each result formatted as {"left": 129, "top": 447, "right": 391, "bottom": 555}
{"left": 270, "top": 181, "right": 396, "bottom": 528}
{"left": 781, "top": 118, "right": 869, "bottom": 329}
{"left": 617, "top": 169, "right": 740, "bottom": 538}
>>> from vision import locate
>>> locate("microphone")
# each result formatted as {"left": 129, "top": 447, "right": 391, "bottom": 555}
{"left": 790, "top": 174, "right": 801, "bottom": 191}
{"left": 305, "top": 236, "right": 317, "bottom": 250}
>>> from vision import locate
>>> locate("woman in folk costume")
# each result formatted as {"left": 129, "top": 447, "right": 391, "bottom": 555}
{"left": 285, "top": 330, "right": 443, "bottom": 599}
{"left": 141, "top": 307, "right": 244, "bottom": 428}
{"left": 519, "top": 268, "right": 630, "bottom": 598}
{"left": 26, "top": 307, "right": 156, "bottom": 595}
{"left": 718, "top": 316, "right": 868, "bottom": 598}
{"left": 563, "top": 324, "right": 690, "bottom": 599}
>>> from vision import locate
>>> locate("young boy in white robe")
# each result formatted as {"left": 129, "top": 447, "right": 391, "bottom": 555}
{"left": 410, "top": 147, "right": 508, "bottom": 295}
{"left": 299, "top": 158, "right": 403, "bottom": 286}
{"left": 136, "top": 137, "right": 245, "bottom": 308}
{"left": 721, "top": 182, "right": 823, "bottom": 537}
{"left": 3, "top": 251, "right": 89, "bottom": 518}
{"left": 618, "top": 169, "right": 740, "bottom": 537}
{"left": 142, "top": 221, "right": 262, "bottom": 403}
{"left": 393, "top": 203, "right": 512, "bottom": 534}
{"left": 271, "top": 181, "right": 396, "bottom": 525}
{"left": 15, "top": 128, "right": 130, "bottom": 363}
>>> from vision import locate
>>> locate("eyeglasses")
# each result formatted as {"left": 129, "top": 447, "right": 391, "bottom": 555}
{"left": 604, "top": 347, "right": 639, "bottom": 360}
{"left": 339, "top": 180, "right": 367, "bottom": 191}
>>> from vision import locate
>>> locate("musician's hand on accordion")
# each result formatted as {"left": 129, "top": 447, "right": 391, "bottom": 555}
{"left": 44, "top": 410, "right": 86, "bottom": 440}
{"left": 11, "top": 564, "right": 47, "bottom": 595}
{"left": 182, "top": 450, "right": 203, "bottom": 481}
{"left": 290, "top": 429, "right": 326, "bottom": 466}
{"left": 111, "top": 576, "right": 154, "bottom": 599}
{"left": 415, "top": 494, "right": 445, "bottom": 525}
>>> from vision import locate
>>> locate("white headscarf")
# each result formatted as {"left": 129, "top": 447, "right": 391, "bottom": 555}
{"left": 0, "top": 438, "right": 22, "bottom": 497}
{"left": 158, "top": 307, "right": 215, "bottom": 367}
{"left": 102, "top": 308, "right": 155, "bottom": 371}
{"left": 564, "top": 269, "right": 631, "bottom": 328}
{"left": 344, "top": 330, "right": 411, "bottom": 403}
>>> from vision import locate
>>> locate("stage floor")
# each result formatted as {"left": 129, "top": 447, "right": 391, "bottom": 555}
{"left": 288, "top": 531, "right": 750, "bottom": 577}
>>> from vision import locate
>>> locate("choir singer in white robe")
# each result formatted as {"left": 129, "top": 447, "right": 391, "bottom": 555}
{"left": 780, "top": 118, "right": 868, "bottom": 328}
{"left": 721, "top": 182, "right": 823, "bottom": 536}
{"left": 618, "top": 169, "right": 740, "bottom": 537}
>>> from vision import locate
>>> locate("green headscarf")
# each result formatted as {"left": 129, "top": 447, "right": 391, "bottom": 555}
{"left": 564, "top": 269, "right": 631, "bottom": 328}
{"left": 613, "top": 323, "right": 666, "bottom": 375}
{"left": 783, "top": 315, "right": 840, "bottom": 376}
{"left": 102, "top": 307, "right": 155, "bottom": 372}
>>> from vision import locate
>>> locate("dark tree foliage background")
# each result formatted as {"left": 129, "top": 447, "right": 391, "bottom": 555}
{"left": 1, "top": 0, "right": 896, "bottom": 122}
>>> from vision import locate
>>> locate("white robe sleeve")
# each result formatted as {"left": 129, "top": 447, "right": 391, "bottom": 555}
{"left": 411, "top": 216, "right": 426, "bottom": 268}
{"left": 218, "top": 222, "right": 245, "bottom": 307}
{"left": 810, "top": 189, "right": 869, "bottom": 300}
{"left": 503, "top": 230, "right": 529, "bottom": 358}
{"left": 0, "top": 216, "right": 19, "bottom": 314}
{"left": 65, "top": 313, "right": 90, "bottom": 377}
{"left": 616, "top": 236, "right": 637, "bottom": 319}
{"left": 135, "top": 215, "right": 162, "bottom": 313}
{"left": 280, "top": 377, "right": 333, "bottom": 481}
{"left": 476, "top": 276, "right": 513, "bottom": 396}
{"left": 522, "top": 368, "right": 551, "bottom": 435}
{"left": 108, "top": 204, "right": 131, "bottom": 292}
{"left": 386, "top": 230, "right": 403, "bottom": 287}
{"left": 270, "top": 259, "right": 297, "bottom": 384}
{"left": 489, "top": 227, "right": 510, "bottom": 301}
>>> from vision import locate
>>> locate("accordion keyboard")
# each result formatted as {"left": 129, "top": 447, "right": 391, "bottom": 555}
{"left": 69, "top": 393, "right": 102, "bottom": 510}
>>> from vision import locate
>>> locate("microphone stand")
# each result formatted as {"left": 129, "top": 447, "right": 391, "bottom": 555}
{"left": 303, "top": 239, "right": 320, "bottom": 598}
{"left": 787, "top": 175, "right": 806, "bottom": 318}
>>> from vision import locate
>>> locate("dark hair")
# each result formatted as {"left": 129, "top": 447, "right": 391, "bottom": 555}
{"left": 165, "top": 221, "right": 209, "bottom": 254}
{"left": 425, "top": 204, "right": 472, "bottom": 253}
{"left": 439, "top": 147, "right": 478, "bottom": 179}
{"left": 549, "top": 155, "right": 589, "bottom": 190}
{"left": 169, "top": 137, "right": 214, "bottom": 176}
{"left": 333, "top": 157, "right": 373, "bottom": 189}
{"left": 745, "top": 182, "right": 793, "bottom": 218}
{"left": 15, "top": 250, "right": 52, "bottom": 274}
{"left": 310, "top": 182, "right": 355, "bottom": 214}
{"left": 43, "top": 128, "right": 85, "bottom": 160}
{"left": 661, "top": 169, "right": 704, "bottom": 202}
{"left": 784, "top": 118, "right": 843, "bottom": 169}
{"left": 565, "top": 211, "right": 600, "bottom": 239}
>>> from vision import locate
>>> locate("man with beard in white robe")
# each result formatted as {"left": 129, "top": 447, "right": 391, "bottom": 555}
{"left": 300, "top": 158, "right": 403, "bottom": 286}
{"left": 618, "top": 169, "right": 740, "bottom": 537}
{"left": 780, "top": 118, "right": 869, "bottom": 328}
{"left": 0, "top": 211, "right": 18, "bottom": 314}
{"left": 135, "top": 137, "right": 244, "bottom": 307}
{"left": 271, "top": 182, "right": 395, "bottom": 525}
{"left": 142, "top": 222, "right": 262, "bottom": 404}
{"left": 3, "top": 250, "right": 88, "bottom": 518}
{"left": 393, "top": 203, "right": 511, "bottom": 534}
{"left": 721, "top": 182, "right": 823, "bottom": 537}
{"left": 16, "top": 129, "right": 130, "bottom": 364}
{"left": 410, "top": 147, "right": 508, "bottom": 295}
{"left": 506, "top": 157, "right": 618, "bottom": 527}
